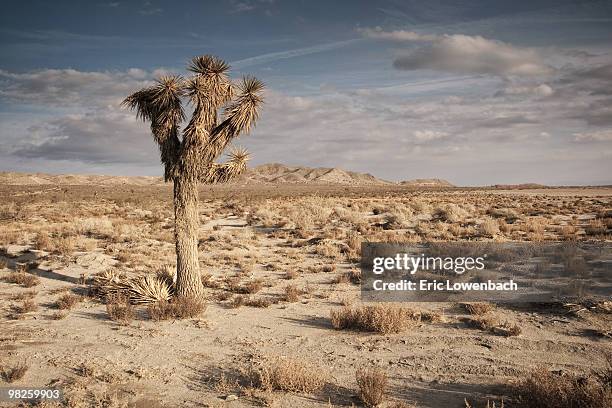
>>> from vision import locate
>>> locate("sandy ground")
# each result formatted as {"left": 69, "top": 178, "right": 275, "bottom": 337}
{"left": 0, "top": 184, "right": 610, "bottom": 407}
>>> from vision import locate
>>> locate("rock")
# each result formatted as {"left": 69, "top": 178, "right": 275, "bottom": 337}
{"left": 225, "top": 395, "right": 238, "bottom": 401}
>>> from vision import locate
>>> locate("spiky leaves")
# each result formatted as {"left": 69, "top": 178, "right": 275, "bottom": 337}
{"left": 201, "top": 147, "right": 250, "bottom": 184}
{"left": 183, "top": 56, "right": 233, "bottom": 142}
{"left": 205, "top": 76, "right": 265, "bottom": 164}
{"left": 122, "top": 75, "right": 185, "bottom": 180}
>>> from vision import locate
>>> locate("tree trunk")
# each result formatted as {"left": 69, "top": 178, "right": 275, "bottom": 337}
{"left": 173, "top": 174, "right": 204, "bottom": 298}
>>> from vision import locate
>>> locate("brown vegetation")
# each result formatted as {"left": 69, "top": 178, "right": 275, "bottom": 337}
{"left": 1, "top": 361, "right": 29, "bottom": 383}
{"left": 147, "top": 296, "right": 206, "bottom": 320}
{"left": 250, "top": 356, "right": 327, "bottom": 393}
{"left": 356, "top": 367, "right": 388, "bottom": 407}
{"left": 331, "top": 304, "right": 420, "bottom": 334}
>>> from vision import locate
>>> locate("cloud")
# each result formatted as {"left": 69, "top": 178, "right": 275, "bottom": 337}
{"left": 573, "top": 129, "right": 612, "bottom": 142}
{"left": 393, "top": 34, "right": 552, "bottom": 76}
{"left": 362, "top": 29, "right": 552, "bottom": 77}
{"left": 139, "top": 1, "right": 162, "bottom": 15}
{"left": 231, "top": 39, "right": 360, "bottom": 68}
{"left": 10, "top": 107, "right": 155, "bottom": 163}
{"left": 413, "top": 130, "right": 449, "bottom": 142}
{"left": 360, "top": 28, "right": 439, "bottom": 42}
{"left": 0, "top": 68, "right": 153, "bottom": 107}
{"left": 495, "top": 83, "right": 554, "bottom": 97}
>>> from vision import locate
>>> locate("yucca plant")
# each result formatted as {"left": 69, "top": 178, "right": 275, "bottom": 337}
{"left": 123, "top": 56, "right": 264, "bottom": 298}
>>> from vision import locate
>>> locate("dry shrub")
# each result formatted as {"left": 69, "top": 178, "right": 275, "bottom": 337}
{"left": 513, "top": 366, "right": 612, "bottom": 408}
{"left": 434, "top": 203, "right": 468, "bottom": 223}
{"left": 239, "top": 279, "right": 264, "bottom": 294}
{"left": 462, "top": 302, "right": 495, "bottom": 315}
{"left": 283, "top": 284, "right": 303, "bottom": 302}
{"left": 230, "top": 295, "right": 246, "bottom": 308}
{"left": 284, "top": 270, "right": 299, "bottom": 280}
{"left": 244, "top": 297, "right": 272, "bottom": 308}
{"left": 55, "top": 235, "right": 75, "bottom": 256}
{"left": 51, "top": 311, "right": 68, "bottom": 320}
{"left": 479, "top": 218, "right": 499, "bottom": 236}
{"left": 586, "top": 219, "right": 607, "bottom": 236}
{"left": 11, "top": 290, "right": 37, "bottom": 301}
{"left": 0, "top": 259, "right": 7, "bottom": 269}
{"left": 421, "top": 310, "right": 444, "bottom": 323}
{"left": 331, "top": 305, "right": 420, "bottom": 334}
{"left": 34, "top": 231, "right": 52, "bottom": 251}
{"left": 332, "top": 272, "right": 350, "bottom": 284}
{"left": 334, "top": 269, "right": 361, "bottom": 284}
{"left": 251, "top": 356, "right": 326, "bottom": 393}
{"left": 56, "top": 293, "right": 83, "bottom": 310}
{"left": 561, "top": 225, "right": 577, "bottom": 240}
{"left": 3, "top": 272, "right": 40, "bottom": 288}
{"left": 493, "top": 322, "right": 522, "bottom": 337}
{"left": 106, "top": 293, "right": 134, "bottom": 324}
{"left": 315, "top": 241, "right": 341, "bottom": 259}
{"left": 147, "top": 296, "right": 206, "bottom": 320}
{"left": 356, "top": 367, "right": 388, "bottom": 407}
{"left": 1, "top": 361, "right": 29, "bottom": 383}
{"left": 13, "top": 299, "right": 38, "bottom": 314}
{"left": 464, "top": 315, "right": 499, "bottom": 331}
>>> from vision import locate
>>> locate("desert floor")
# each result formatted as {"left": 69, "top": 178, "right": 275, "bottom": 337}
{"left": 1, "top": 184, "right": 611, "bottom": 407}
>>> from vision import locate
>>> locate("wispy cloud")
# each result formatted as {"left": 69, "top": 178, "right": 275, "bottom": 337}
{"left": 231, "top": 39, "right": 361, "bottom": 68}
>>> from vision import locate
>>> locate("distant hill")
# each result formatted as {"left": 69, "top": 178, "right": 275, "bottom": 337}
{"left": 0, "top": 165, "right": 454, "bottom": 187}
{"left": 399, "top": 178, "right": 455, "bottom": 187}
{"left": 238, "top": 163, "right": 391, "bottom": 185}
{"left": 0, "top": 172, "right": 164, "bottom": 186}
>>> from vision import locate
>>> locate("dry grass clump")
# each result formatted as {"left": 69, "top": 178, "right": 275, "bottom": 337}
{"left": 512, "top": 365, "right": 611, "bottom": 408}
{"left": 105, "top": 293, "right": 134, "bottom": 324}
{"left": 331, "top": 305, "right": 420, "bottom": 334}
{"left": 356, "top": 367, "right": 388, "bottom": 407}
{"left": 51, "top": 311, "right": 68, "bottom": 320}
{"left": 493, "top": 322, "right": 522, "bottom": 337}
{"left": 56, "top": 293, "right": 83, "bottom": 310}
{"left": 238, "top": 279, "right": 264, "bottom": 294}
{"left": 251, "top": 356, "right": 327, "bottom": 393}
{"left": 462, "top": 302, "right": 496, "bottom": 315}
{"left": 479, "top": 218, "right": 500, "bottom": 236}
{"left": 434, "top": 203, "right": 468, "bottom": 223}
{"left": 283, "top": 284, "right": 304, "bottom": 302}
{"left": 585, "top": 219, "right": 607, "bottom": 236}
{"left": 147, "top": 296, "right": 206, "bottom": 321}
{"left": 229, "top": 294, "right": 246, "bottom": 308}
{"left": 1, "top": 361, "right": 29, "bottom": 383}
{"left": 244, "top": 296, "right": 273, "bottom": 308}
{"left": 2, "top": 272, "right": 40, "bottom": 288}
{"left": 333, "top": 268, "right": 362, "bottom": 284}
{"left": 13, "top": 299, "right": 38, "bottom": 314}
{"left": 464, "top": 315, "right": 499, "bottom": 331}
{"left": 11, "top": 290, "right": 37, "bottom": 301}
{"left": 284, "top": 270, "right": 299, "bottom": 280}
{"left": 421, "top": 310, "right": 444, "bottom": 323}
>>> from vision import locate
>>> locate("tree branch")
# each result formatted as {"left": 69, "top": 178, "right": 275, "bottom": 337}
{"left": 203, "top": 76, "right": 264, "bottom": 164}
{"left": 199, "top": 148, "right": 250, "bottom": 184}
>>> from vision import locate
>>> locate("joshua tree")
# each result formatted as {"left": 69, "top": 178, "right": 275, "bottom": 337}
{"left": 122, "top": 56, "right": 264, "bottom": 298}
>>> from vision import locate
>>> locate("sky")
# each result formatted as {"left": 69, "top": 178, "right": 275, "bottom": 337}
{"left": 1, "top": 0, "right": 612, "bottom": 185}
